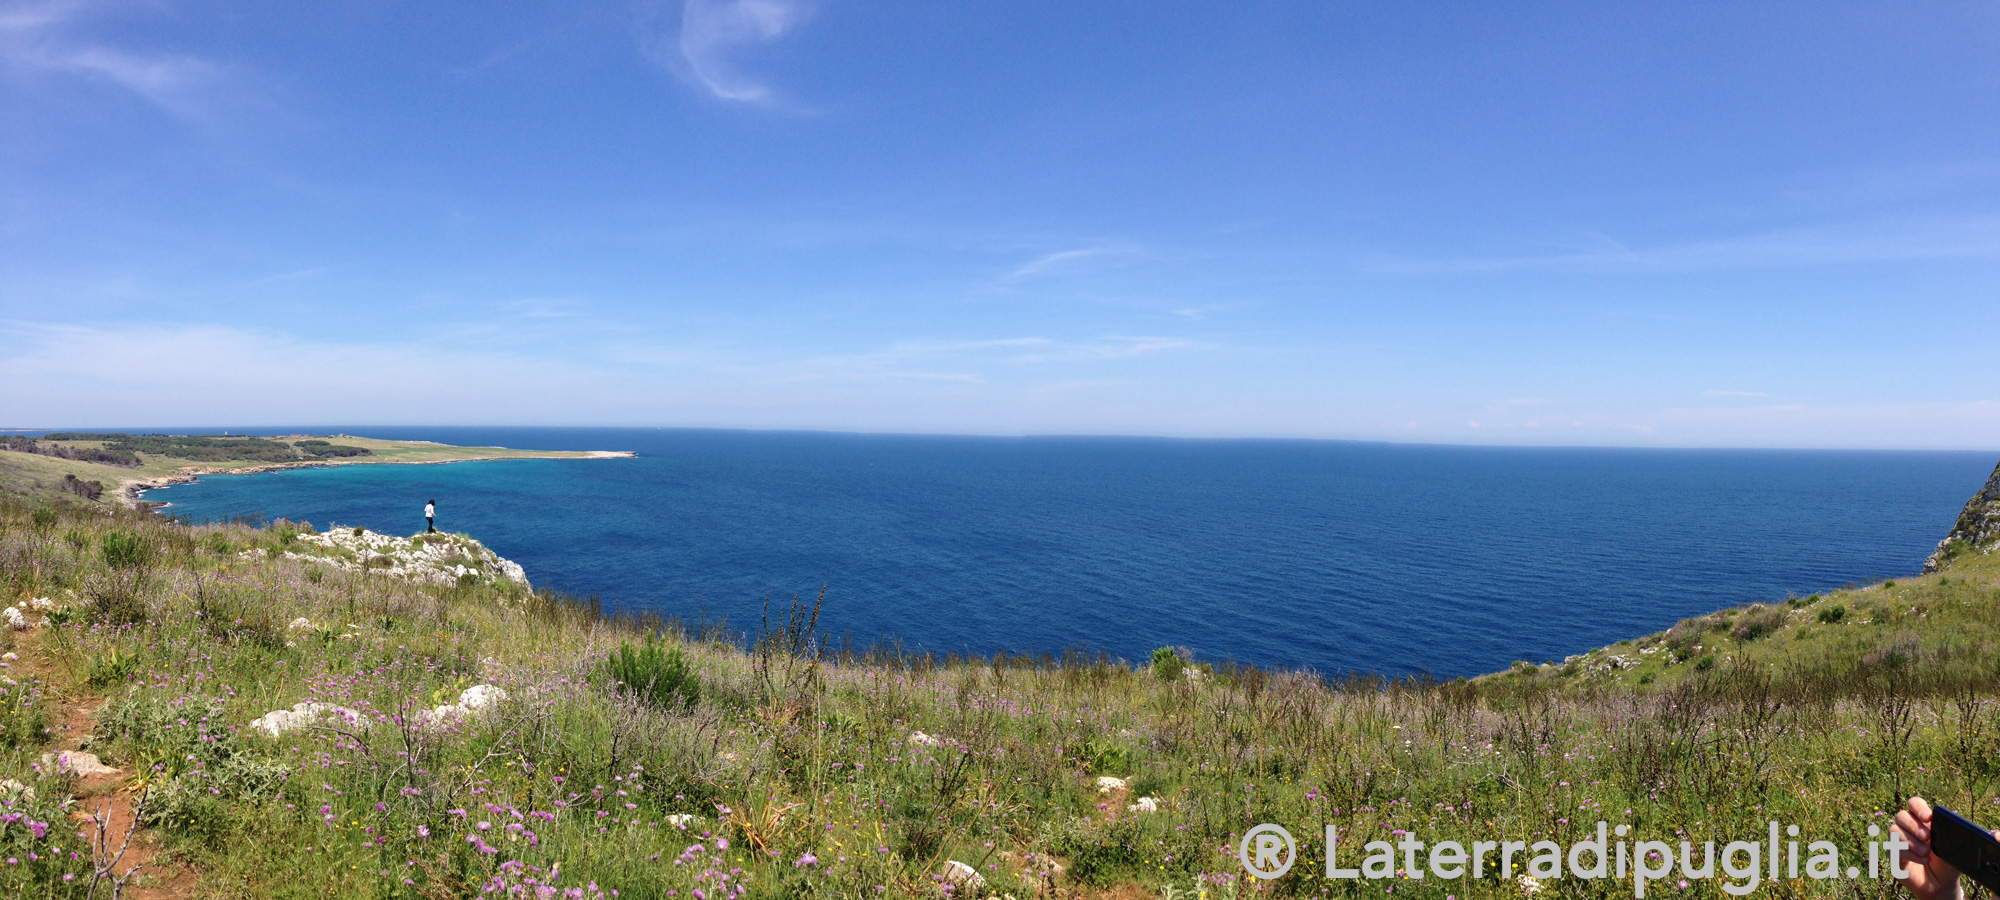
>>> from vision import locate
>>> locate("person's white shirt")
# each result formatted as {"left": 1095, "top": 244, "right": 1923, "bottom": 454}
{"left": 425, "top": 503, "right": 435, "bottom": 518}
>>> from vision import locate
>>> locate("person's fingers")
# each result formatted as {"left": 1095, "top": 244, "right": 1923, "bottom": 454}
{"left": 1898, "top": 810, "right": 1932, "bottom": 848}
{"left": 1911, "top": 796, "right": 1935, "bottom": 823}
{"left": 1900, "top": 834, "right": 1937, "bottom": 866}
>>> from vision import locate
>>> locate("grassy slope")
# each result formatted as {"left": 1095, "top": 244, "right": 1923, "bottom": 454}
{"left": 1485, "top": 549, "right": 2000, "bottom": 693}
{"left": 0, "top": 480, "right": 1996, "bottom": 898}
{"left": 0, "top": 435, "right": 625, "bottom": 509}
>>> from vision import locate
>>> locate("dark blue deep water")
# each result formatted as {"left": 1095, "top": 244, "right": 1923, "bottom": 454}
{"left": 141, "top": 427, "right": 1995, "bottom": 678}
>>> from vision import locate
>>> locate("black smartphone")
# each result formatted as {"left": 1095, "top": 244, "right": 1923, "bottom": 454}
{"left": 1931, "top": 805, "right": 2000, "bottom": 893}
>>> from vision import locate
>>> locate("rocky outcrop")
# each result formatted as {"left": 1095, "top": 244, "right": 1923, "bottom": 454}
{"left": 275, "top": 528, "right": 530, "bottom": 588}
{"left": 1924, "top": 460, "right": 2000, "bottom": 573}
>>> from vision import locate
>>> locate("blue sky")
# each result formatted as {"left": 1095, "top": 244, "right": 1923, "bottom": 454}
{"left": 2, "top": 1, "right": 1998, "bottom": 447}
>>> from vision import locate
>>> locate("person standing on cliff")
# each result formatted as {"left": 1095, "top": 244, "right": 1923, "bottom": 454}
{"left": 425, "top": 499, "right": 437, "bottom": 533}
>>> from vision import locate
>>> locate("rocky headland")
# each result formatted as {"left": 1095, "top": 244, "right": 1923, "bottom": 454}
{"left": 1924, "top": 459, "right": 2000, "bottom": 572}
{"left": 268, "top": 526, "right": 531, "bottom": 589}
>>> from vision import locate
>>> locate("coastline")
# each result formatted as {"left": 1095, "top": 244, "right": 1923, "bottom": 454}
{"left": 6, "top": 459, "right": 1996, "bottom": 900}
{"left": 119, "top": 450, "right": 636, "bottom": 510}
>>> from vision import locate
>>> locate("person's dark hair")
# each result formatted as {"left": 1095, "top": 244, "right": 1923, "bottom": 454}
{"left": 428, "top": 499, "right": 436, "bottom": 504}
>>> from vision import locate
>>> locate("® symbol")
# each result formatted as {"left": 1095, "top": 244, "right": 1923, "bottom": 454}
{"left": 1238, "top": 823, "right": 1296, "bottom": 880}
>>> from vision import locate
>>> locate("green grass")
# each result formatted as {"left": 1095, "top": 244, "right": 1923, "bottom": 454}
{"left": 0, "top": 494, "right": 1996, "bottom": 898}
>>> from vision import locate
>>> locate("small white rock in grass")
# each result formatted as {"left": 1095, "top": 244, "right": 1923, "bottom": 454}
{"left": 1093, "top": 776, "right": 1127, "bottom": 793}
{"left": 247, "top": 701, "right": 373, "bottom": 738}
{"left": 413, "top": 685, "right": 509, "bottom": 731}
{"left": 908, "top": 731, "right": 943, "bottom": 747}
{"left": 0, "top": 778, "right": 33, "bottom": 800}
{"left": 287, "top": 617, "right": 314, "bottom": 631}
{"left": 28, "top": 597, "right": 55, "bottom": 612}
{"left": 456, "top": 684, "right": 507, "bottom": 711}
{"left": 941, "top": 860, "right": 985, "bottom": 892}
{"left": 1127, "top": 796, "right": 1161, "bottom": 814}
{"left": 665, "top": 814, "right": 700, "bottom": 828}
{"left": 1, "top": 652, "right": 15, "bottom": 663}
{"left": 40, "top": 751, "right": 118, "bottom": 777}
{"left": 2, "top": 607, "right": 30, "bottom": 631}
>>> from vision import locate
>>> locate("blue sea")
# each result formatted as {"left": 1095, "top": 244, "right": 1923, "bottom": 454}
{"left": 140, "top": 427, "right": 1995, "bottom": 678}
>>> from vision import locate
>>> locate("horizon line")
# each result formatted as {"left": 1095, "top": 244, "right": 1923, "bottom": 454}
{"left": 3, "top": 424, "right": 1996, "bottom": 455}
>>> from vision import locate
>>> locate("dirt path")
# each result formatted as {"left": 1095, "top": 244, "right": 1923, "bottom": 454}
{"left": 14, "top": 627, "right": 200, "bottom": 899}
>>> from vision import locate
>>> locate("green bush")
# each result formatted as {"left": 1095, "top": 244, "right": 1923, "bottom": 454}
{"left": 1818, "top": 605, "right": 1847, "bottom": 624}
{"left": 101, "top": 531, "right": 150, "bottom": 570}
{"left": 1076, "top": 736, "right": 1134, "bottom": 775}
{"left": 1731, "top": 605, "right": 1786, "bottom": 642}
{"left": 1036, "top": 816, "right": 1146, "bottom": 885}
{"left": 89, "top": 587, "right": 148, "bottom": 626}
{"left": 0, "top": 679, "right": 49, "bottom": 750}
{"left": 86, "top": 647, "right": 138, "bottom": 686}
{"left": 605, "top": 640, "right": 701, "bottom": 712}
{"left": 140, "top": 755, "right": 290, "bottom": 849}
{"left": 29, "top": 507, "right": 56, "bottom": 531}
{"left": 1150, "top": 646, "right": 1185, "bottom": 681}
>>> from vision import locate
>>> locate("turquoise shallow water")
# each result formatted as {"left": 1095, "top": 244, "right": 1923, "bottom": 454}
{"left": 142, "top": 427, "right": 1995, "bottom": 678}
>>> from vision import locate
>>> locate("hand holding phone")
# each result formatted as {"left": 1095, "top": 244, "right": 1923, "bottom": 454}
{"left": 1929, "top": 805, "right": 2000, "bottom": 895}
{"left": 1896, "top": 796, "right": 2000, "bottom": 900}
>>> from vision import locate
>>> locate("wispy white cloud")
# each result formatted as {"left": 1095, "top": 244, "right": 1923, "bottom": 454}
{"left": 0, "top": 1, "right": 252, "bottom": 124}
{"left": 500, "top": 298, "right": 585, "bottom": 319}
{"left": 1006, "top": 249, "right": 1104, "bottom": 280}
{"left": 237, "top": 266, "right": 336, "bottom": 288}
{"left": 1780, "top": 160, "right": 2000, "bottom": 212}
{"left": 887, "top": 372, "right": 982, "bottom": 383}
{"left": 642, "top": 0, "right": 812, "bottom": 105}
{"left": 1001, "top": 244, "right": 1145, "bottom": 281}
{"left": 0, "top": 0, "right": 73, "bottom": 34}
{"left": 55, "top": 45, "right": 222, "bottom": 111}
{"left": 1371, "top": 216, "right": 2000, "bottom": 275}
{"left": 750, "top": 334, "right": 1200, "bottom": 387}
{"left": 1080, "top": 336, "right": 1196, "bottom": 359}
{"left": 0, "top": 320, "right": 1219, "bottom": 435}
{"left": 0, "top": 321, "right": 629, "bottom": 426}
